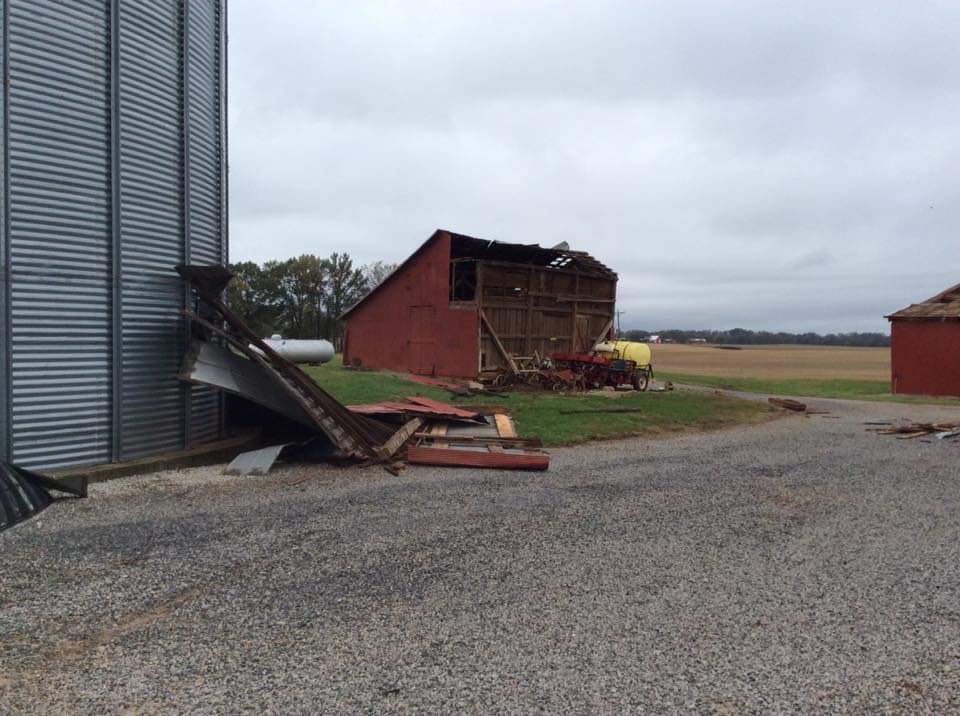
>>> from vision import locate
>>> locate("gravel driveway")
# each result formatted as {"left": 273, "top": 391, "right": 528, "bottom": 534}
{"left": 2, "top": 396, "right": 960, "bottom": 713}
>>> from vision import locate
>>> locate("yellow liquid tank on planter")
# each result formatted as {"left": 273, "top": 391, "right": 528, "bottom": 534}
{"left": 593, "top": 341, "right": 652, "bottom": 368}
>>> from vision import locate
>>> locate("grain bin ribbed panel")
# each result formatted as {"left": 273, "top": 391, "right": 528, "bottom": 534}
{"left": 0, "top": 0, "right": 9, "bottom": 466}
{"left": 7, "top": 0, "right": 113, "bottom": 469}
{"left": 187, "top": 0, "right": 225, "bottom": 446}
{"left": 1, "top": 0, "right": 227, "bottom": 470}
{"left": 118, "top": 0, "right": 186, "bottom": 460}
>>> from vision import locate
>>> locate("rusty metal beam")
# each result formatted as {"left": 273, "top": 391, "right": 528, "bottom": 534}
{"left": 407, "top": 445, "right": 549, "bottom": 471}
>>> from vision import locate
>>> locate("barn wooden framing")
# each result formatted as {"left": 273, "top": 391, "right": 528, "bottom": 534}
{"left": 341, "top": 230, "right": 618, "bottom": 379}
{"left": 455, "top": 239, "right": 617, "bottom": 373}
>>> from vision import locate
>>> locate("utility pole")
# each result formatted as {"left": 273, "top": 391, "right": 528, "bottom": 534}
{"left": 615, "top": 310, "right": 626, "bottom": 339}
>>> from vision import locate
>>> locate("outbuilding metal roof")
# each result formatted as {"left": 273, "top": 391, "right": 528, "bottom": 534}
{"left": 341, "top": 229, "right": 616, "bottom": 319}
{"left": 887, "top": 282, "right": 960, "bottom": 321}
{"left": 447, "top": 231, "right": 617, "bottom": 279}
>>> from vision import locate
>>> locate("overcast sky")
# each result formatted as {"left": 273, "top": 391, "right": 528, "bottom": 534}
{"left": 228, "top": 1, "right": 959, "bottom": 334}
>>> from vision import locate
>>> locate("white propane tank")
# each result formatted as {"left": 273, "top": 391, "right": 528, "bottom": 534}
{"left": 253, "top": 336, "right": 335, "bottom": 364}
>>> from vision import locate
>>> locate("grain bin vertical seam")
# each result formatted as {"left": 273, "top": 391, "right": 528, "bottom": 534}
{"left": 182, "top": 0, "right": 194, "bottom": 450}
{"left": 219, "top": 0, "right": 229, "bottom": 435}
{"left": 109, "top": 0, "right": 123, "bottom": 461}
{"left": 0, "top": 0, "right": 9, "bottom": 463}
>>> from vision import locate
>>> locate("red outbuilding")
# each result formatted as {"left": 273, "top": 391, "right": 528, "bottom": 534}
{"left": 341, "top": 229, "right": 617, "bottom": 379}
{"left": 887, "top": 281, "right": 960, "bottom": 397}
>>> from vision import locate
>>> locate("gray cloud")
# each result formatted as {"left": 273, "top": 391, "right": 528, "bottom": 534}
{"left": 228, "top": 0, "right": 960, "bottom": 332}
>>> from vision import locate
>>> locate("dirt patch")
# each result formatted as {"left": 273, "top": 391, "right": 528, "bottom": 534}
{"left": 896, "top": 679, "right": 925, "bottom": 695}
{"left": 48, "top": 584, "right": 207, "bottom": 667}
{"left": 768, "top": 490, "right": 816, "bottom": 511}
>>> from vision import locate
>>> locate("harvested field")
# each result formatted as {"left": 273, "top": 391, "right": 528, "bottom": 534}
{"left": 652, "top": 344, "right": 890, "bottom": 381}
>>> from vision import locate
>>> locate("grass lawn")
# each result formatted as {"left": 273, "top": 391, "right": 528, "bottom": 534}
{"left": 304, "top": 358, "right": 771, "bottom": 446}
{"left": 658, "top": 372, "right": 960, "bottom": 406}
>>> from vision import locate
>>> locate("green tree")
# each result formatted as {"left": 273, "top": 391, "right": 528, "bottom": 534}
{"left": 226, "top": 261, "right": 281, "bottom": 336}
{"left": 323, "top": 252, "right": 368, "bottom": 342}
{"left": 266, "top": 255, "right": 327, "bottom": 339}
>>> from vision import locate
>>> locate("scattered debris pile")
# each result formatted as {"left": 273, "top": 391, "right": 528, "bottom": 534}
{"left": 348, "top": 396, "right": 487, "bottom": 421}
{"left": 767, "top": 398, "right": 834, "bottom": 417}
{"left": 178, "top": 265, "right": 547, "bottom": 475}
{"left": 388, "top": 373, "right": 490, "bottom": 398}
{"left": 356, "top": 400, "right": 550, "bottom": 471}
{"left": 1, "top": 462, "right": 87, "bottom": 533}
{"left": 178, "top": 265, "right": 396, "bottom": 461}
{"left": 768, "top": 397, "right": 807, "bottom": 412}
{"left": 867, "top": 421, "right": 960, "bottom": 440}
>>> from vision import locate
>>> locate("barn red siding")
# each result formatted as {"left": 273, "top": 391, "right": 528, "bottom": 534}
{"left": 343, "top": 234, "right": 479, "bottom": 378}
{"left": 890, "top": 321, "right": 960, "bottom": 397}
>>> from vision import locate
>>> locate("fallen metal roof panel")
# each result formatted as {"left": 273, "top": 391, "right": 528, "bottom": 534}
{"left": 0, "top": 463, "right": 87, "bottom": 533}
{"left": 224, "top": 444, "right": 291, "bottom": 476}
{"left": 178, "top": 265, "right": 396, "bottom": 459}
{"left": 181, "top": 341, "right": 316, "bottom": 428}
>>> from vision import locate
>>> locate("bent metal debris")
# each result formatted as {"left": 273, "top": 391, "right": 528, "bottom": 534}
{"left": 177, "top": 265, "right": 549, "bottom": 474}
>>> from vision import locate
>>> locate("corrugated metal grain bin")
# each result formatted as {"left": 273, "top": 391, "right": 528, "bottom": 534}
{"left": 0, "top": 0, "right": 228, "bottom": 470}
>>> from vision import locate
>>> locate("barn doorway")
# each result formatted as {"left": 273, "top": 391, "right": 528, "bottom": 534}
{"left": 408, "top": 305, "right": 436, "bottom": 375}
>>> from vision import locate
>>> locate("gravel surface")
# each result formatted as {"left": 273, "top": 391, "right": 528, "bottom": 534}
{"left": 2, "top": 395, "right": 960, "bottom": 713}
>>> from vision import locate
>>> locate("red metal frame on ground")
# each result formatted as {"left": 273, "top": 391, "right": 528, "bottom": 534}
{"left": 407, "top": 445, "right": 549, "bottom": 471}
{"left": 550, "top": 351, "right": 649, "bottom": 390}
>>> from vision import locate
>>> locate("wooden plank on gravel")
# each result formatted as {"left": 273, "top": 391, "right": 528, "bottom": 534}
{"left": 429, "top": 422, "right": 449, "bottom": 449}
{"left": 414, "top": 433, "right": 543, "bottom": 448}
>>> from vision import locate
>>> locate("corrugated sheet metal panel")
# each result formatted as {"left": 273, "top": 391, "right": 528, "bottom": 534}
{"left": 187, "top": 0, "right": 224, "bottom": 445}
{"left": 0, "top": 0, "right": 225, "bottom": 469}
{"left": 117, "top": 0, "right": 186, "bottom": 459}
{"left": 7, "top": 0, "right": 113, "bottom": 469}
{"left": 1, "top": 0, "right": 9, "bottom": 463}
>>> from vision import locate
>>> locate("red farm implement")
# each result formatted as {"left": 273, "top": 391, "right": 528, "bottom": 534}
{"left": 550, "top": 352, "right": 653, "bottom": 391}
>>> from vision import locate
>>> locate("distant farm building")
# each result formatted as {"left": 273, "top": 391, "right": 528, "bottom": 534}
{"left": 887, "top": 282, "right": 960, "bottom": 397}
{"left": 341, "top": 230, "right": 617, "bottom": 378}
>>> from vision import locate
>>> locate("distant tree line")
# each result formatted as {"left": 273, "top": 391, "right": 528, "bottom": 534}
{"left": 226, "top": 254, "right": 397, "bottom": 344}
{"left": 620, "top": 328, "right": 890, "bottom": 347}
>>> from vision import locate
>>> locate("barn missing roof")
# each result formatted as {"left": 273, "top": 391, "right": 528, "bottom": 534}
{"left": 341, "top": 230, "right": 618, "bottom": 379}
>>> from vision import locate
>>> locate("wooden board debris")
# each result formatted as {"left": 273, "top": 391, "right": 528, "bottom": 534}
{"left": 494, "top": 414, "right": 517, "bottom": 438}
{"left": 375, "top": 418, "right": 424, "bottom": 460}
{"left": 872, "top": 421, "right": 960, "bottom": 440}
{"left": 768, "top": 397, "right": 807, "bottom": 412}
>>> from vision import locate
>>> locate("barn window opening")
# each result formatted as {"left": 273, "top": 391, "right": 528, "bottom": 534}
{"left": 483, "top": 285, "right": 526, "bottom": 301}
{"left": 450, "top": 260, "right": 477, "bottom": 301}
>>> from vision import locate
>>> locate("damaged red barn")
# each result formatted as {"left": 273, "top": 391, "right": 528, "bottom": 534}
{"left": 341, "top": 230, "right": 618, "bottom": 379}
